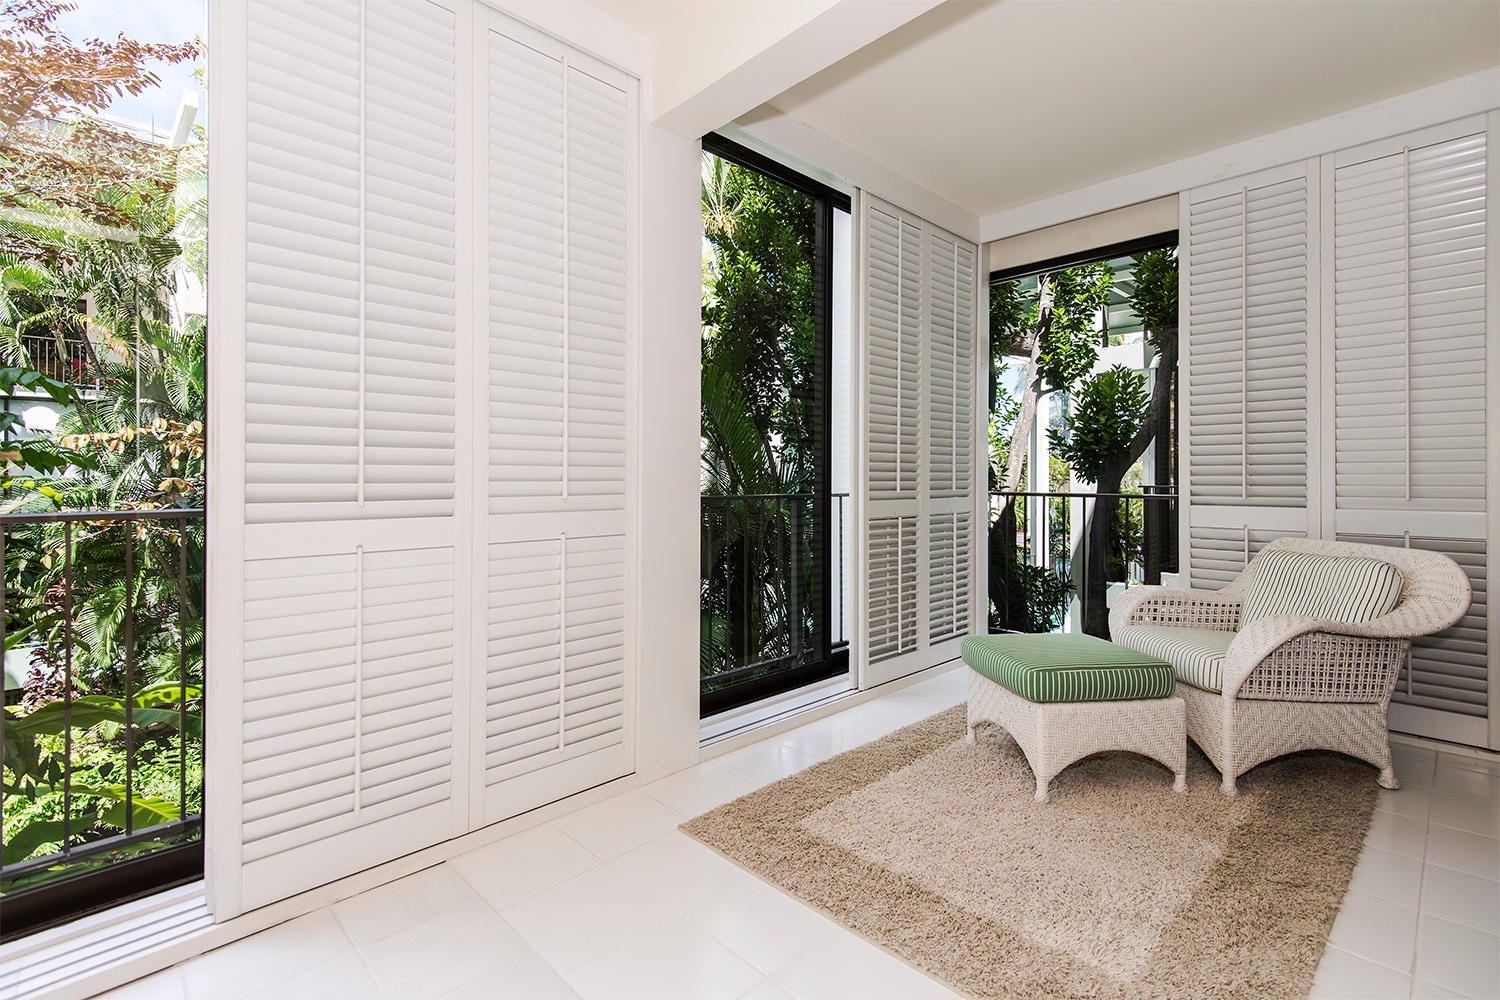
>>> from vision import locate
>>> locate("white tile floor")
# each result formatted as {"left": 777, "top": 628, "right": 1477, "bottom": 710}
{"left": 97, "top": 668, "right": 1500, "bottom": 1000}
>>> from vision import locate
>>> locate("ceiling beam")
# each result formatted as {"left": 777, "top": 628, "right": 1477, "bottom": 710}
{"left": 651, "top": 0, "right": 944, "bottom": 139}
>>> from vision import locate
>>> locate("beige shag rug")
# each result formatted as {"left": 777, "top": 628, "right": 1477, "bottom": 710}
{"left": 682, "top": 705, "right": 1377, "bottom": 1000}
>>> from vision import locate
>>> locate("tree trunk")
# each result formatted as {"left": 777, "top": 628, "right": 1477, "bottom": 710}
{"left": 1080, "top": 488, "right": 1117, "bottom": 638}
{"left": 1079, "top": 327, "right": 1178, "bottom": 639}
{"left": 1000, "top": 274, "right": 1055, "bottom": 496}
{"left": 989, "top": 275, "right": 1055, "bottom": 632}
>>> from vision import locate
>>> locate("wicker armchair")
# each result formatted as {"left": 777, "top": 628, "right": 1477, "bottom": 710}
{"left": 1109, "top": 537, "right": 1472, "bottom": 794}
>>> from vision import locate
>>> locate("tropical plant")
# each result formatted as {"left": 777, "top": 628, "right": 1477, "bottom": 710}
{"left": 1, "top": 1, "right": 205, "bottom": 878}
{"left": 699, "top": 151, "right": 820, "bottom": 683}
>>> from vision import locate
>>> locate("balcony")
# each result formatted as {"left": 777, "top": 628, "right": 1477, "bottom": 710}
{"left": 1, "top": 507, "right": 205, "bottom": 939}
{"left": 700, "top": 492, "right": 852, "bottom": 714}
{"left": 988, "top": 488, "right": 1178, "bottom": 635}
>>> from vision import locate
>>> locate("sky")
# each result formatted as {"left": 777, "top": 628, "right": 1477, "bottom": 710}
{"left": 52, "top": 0, "right": 207, "bottom": 133}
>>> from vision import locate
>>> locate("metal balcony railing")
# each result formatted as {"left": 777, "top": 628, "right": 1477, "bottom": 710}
{"left": 18, "top": 331, "right": 101, "bottom": 389}
{"left": 988, "top": 488, "right": 1178, "bottom": 635}
{"left": 1, "top": 507, "right": 205, "bottom": 939}
{"left": 700, "top": 492, "right": 850, "bottom": 700}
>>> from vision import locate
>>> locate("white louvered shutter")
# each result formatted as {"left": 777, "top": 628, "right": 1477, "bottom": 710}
{"left": 1185, "top": 526, "right": 1305, "bottom": 591}
{"left": 860, "top": 198, "right": 978, "bottom": 686}
{"left": 481, "top": 12, "right": 634, "bottom": 822}
{"left": 245, "top": 0, "right": 458, "bottom": 523}
{"left": 1181, "top": 161, "right": 1315, "bottom": 588}
{"left": 862, "top": 198, "right": 924, "bottom": 684}
{"left": 227, "top": 0, "right": 466, "bottom": 917}
{"left": 926, "top": 232, "right": 977, "bottom": 648}
{"left": 1332, "top": 126, "right": 1487, "bottom": 512}
{"left": 1327, "top": 118, "right": 1489, "bottom": 745}
{"left": 1336, "top": 534, "right": 1490, "bottom": 748}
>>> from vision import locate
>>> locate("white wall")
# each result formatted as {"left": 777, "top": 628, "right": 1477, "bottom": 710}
{"left": 634, "top": 120, "right": 705, "bottom": 782}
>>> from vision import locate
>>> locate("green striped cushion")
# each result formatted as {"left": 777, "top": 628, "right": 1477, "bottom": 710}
{"left": 1111, "top": 624, "right": 1235, "bottom": 693}
{"left": 1240, "top": 548, "right": 1404, "bottom": 628}
{"left": 960, "top": 633, "right": 1175, "bottom": 703}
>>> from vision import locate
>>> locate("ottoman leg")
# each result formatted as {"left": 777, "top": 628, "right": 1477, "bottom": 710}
{"left": 1034, "top": 775, "right": 1049, "bottom": 803}
{"left": 1173, "top": 770, "right": 1187, "bottom": 793}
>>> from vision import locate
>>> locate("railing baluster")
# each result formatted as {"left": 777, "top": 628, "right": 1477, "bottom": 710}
{"left": 61, "top": 519, "right": 74, "bottom": 854}
{"left": 179, "top": 523, "right": 189, "bottom": 822}
{"left": 124, "top": 518, "right": 134, "bottom": 836}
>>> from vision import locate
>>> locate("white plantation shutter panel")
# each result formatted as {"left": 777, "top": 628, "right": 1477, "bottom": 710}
{"left": 866, "top": 205, "right": 921, "bottom": 500}
{"left": 861, "top": 197, "right": 924, "bottom": 681}
{"left": 867, "top": 517, "right": 917, "bottom": 662}
{"left": 1333, "top": 130, "right": 1487, "bottom": 512}
{"left": 245, "top": 0, "right": 457, "bottom": 524}
{"left": 926, "top": 232, "right": 976, "bottom": 650}
{"left": 566, "top": 71, "right": 630, "bottom": 505}
{"left": 860, "top": 197, "right": 979, "bottom": 685}
{"left": 487, "top": 30, "right": 565, "bottom": 502}
{"left": 1184, "top": 167, "right": 1309, "bottom": 507}
{"left": 1244, "top": 179, "right": 1310, "bottom": 501}
{"left": 1326, "top": 118, "right": 1490, "bottom": 745}
{"left": 226, "top": 0, "right": 466, "bottom": 917}
{"left": 928, "top": 511, "right": 973, "bottom": 643}
{"left": 484, "top": 535, "right": 626, "bottom": 783}
{"left": 1182, "top": 162, "right": 1314, "bottom": 591}
{"left": 1184, "top": 189, "right": 1246, "bottom": 502}
{"left": 481, "top": 13, "right": 633, "bottom": 822}
{"left": 1338, "top": 535, "right": 1488, "bottom": 742}
{"left": 1185, "top": 525, "right": 1304, "bottom": 591}
{"left": 927, "top": 235, "right": 975, "bottom": 499}
{"left": 239, "top": 544, "right": 457, "bottom": 904}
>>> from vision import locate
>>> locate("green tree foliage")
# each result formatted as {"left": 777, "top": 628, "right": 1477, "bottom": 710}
{"left": 699, "top": 154, "right": 818, "bottom": 684}
{"left": 1043, "top": 249, "right": 1179, "bottom": 637}
{"left": 988, "top": 261, "right": 1111, "bottom": 632}
{"left": 701, "top": 154, "right": 815, "bottom": 497}
{"left": 1, "top": 2, "right": 204, "bottom": 877}
{"left": 1049, "top": 366, "right": 1149, "bottom": 482}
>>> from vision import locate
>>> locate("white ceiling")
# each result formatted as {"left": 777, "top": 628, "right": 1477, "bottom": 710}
{"left": 766, "top": 0, "right": 1500, "bottom": 217}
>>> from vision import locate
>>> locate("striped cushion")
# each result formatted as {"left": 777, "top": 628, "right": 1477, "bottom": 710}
{"left": 1111, "top": 624, "right": 1235, "bottom": 693}
{"left": 1241, "top": 548, "right": 1404, "bottom": 628}
{"left": 960, "top": 633, "right": 1174, "bottom": 703}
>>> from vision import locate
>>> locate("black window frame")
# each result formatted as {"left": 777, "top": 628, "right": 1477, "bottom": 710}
{"left": 699, "top": 133, "right": 851, "bottom": 718}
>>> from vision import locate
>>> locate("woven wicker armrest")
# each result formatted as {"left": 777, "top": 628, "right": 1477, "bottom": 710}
{"left": 1108, "top": 587, "right": 1241, "bottom": 634}
{"left": 1222, "top": 615, "right": 1407, "bottom": 702}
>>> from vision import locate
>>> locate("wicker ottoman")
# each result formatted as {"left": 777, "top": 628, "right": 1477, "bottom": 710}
{"left": 961, "top": 633, "right": 1187, "bottom": 802}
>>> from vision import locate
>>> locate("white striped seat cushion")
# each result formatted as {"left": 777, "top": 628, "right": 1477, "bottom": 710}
{"left": 1111, "top": 624, "right": 1235, "bottom": 693}
{"left": 1240, "top": 549, "right": 1404, "bottom": 628}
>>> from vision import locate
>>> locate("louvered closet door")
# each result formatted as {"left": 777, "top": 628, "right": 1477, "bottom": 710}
{"left": 224, "top": 0, "right": 468, "bottom": 917}
{"left": 860, "top": 198, "right": 979, "bottom": 687}
{"left": 478, "top": 11, "right": 635, "bottom": 822}
{"left": 1181, "top": 160, "right": 1316, "bottom": 589}
{"left": 1327, "top": 117, "right": 1492, "bottom": 747}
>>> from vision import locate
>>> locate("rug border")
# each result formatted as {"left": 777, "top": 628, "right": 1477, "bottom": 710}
{"left": 680, "top": 705, "right": 1377, "bottom": 1000}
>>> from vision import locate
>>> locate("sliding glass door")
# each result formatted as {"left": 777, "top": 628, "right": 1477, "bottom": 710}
{"left": 699, "top": 135, "right": 850, "bottom": 716}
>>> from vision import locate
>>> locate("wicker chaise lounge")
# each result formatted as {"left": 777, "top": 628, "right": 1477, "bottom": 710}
{"left": 1110, "top": 537, "right": 1472, "bottom": 794}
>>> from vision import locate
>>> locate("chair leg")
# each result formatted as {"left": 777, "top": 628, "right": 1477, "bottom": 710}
{"left": 1377, "top": 766, "right": 1399, "bottom": 790}
{"left": 1220, "top": 773, "right": 1238, "bottom": 796}
{"left": 1173, "top": 770, "right": 1187, "bottom": 794}
{"left": 1034, "top": 775, "right": 1049, "bottom": 803}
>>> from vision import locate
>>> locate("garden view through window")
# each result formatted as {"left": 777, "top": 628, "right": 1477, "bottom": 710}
{"left": 1, "top": 0, "right": 207, "bottom": 937}
{"left": 988, "top": 238, "right": 1180, "bottom": 640}
{"left": 700, "top": 136, "right": 852, "bottom": 716}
